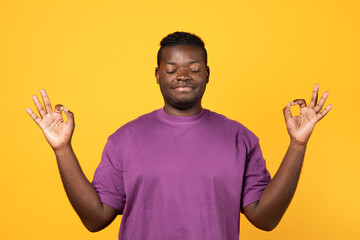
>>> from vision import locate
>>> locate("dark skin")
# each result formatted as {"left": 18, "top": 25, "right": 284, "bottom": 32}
{"left": 26, "top": 92, "right": 119, "bottom": 232}
{"left": 155, "top": 45, "right": 209, "bottom": 116}
{"left": 26, "top": 44, "right": 332, "bottom": 232}
{"left": 157, "top": 46, "right": 332, "bottom": 230}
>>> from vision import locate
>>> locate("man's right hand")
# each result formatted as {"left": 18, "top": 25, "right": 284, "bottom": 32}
{"left": 26, "top": 89, "right": 74, "bottom": 150}
{"left": 26, "top": 89, "right": 119, "bottom": 232}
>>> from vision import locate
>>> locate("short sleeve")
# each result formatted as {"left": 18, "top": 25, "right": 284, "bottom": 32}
{"left": 240, "top": 133, "right": 271, "bottom": 213}
{"left": 91, "top": 139, "right": 126, "bottom": 214}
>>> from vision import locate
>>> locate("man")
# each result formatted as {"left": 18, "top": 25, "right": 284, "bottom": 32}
{"left": 26, "top": 31, "right": 332, "bottom": 239}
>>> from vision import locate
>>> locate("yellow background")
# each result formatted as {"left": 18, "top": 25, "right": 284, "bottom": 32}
{"left": 1, "top": 0, "right": 359, "bottom": 239}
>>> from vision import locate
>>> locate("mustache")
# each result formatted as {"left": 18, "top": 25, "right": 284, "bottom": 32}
{"left": 171, "top": 82, "right": 196, "bottom": 89}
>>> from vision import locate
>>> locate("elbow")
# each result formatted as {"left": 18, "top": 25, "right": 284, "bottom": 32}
{"left": 244, "top": 201, "right": 285, "bottom": 231}
{"left": 259, "top": 224, "right": 277, "bottom": 232}
{"left": 248, "top": 214, "right": 280, "bottom": 232}
{"left": 256, "top": 220, "right": 280, "bottom": 232}
{"left": 84, "top": 223, "right": 105, "bottom": 233}
{"left": 86, "top": 226, "right": 100, "bottom": 233}
{"left": 82, "top": 220, "right": 107, "bottom": 233}
{"left": 84, "top": 223, "right": 100, "bottom": 233}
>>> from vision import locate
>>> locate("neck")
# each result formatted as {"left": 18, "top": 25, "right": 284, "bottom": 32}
{"left": 163, "top": 103, "right": 202, "bottom": 117}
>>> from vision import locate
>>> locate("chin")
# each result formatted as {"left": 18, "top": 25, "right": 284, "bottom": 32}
{"left": 168, "top": 98, "right": 199, "bottom": 110}
{"left": 162, "top": 90, "right": 204, "bottom": 110}
{"left": 173, "top": 102, "right": 197, "bottom": 110}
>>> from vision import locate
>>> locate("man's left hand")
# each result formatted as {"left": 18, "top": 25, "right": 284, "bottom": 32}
{"left": 283, "top": 84, "right": 332, "bottom": 145}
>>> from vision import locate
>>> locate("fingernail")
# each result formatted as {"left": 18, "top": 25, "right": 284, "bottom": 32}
{"left": 60, "top": 106, "right": 64, "bottom": 110}
{"left": 64, "top": 107, "right": 69, "bottom": 112}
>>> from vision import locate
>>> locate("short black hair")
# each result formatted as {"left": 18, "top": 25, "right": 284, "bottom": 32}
{"left": 157, "top": 31, "right": 207, "bottom": 67}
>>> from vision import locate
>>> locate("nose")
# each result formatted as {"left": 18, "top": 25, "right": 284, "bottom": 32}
{"left": 176, "top": 69, "right": 191, "bottom": 81}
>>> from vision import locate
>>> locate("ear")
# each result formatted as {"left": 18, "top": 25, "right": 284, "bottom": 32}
{"left": 155, "top": 67, "right": 160, "bottom": 84}
{"left": 206, "top": 66, "right": 210, "bottom": 83}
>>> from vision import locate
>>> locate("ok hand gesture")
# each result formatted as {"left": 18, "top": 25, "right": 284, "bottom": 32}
{"left": 283, "top": 84, "right": 332, "bottom": 145}
{"left": 26, "top": 89, "right": 75, "bottom": 150}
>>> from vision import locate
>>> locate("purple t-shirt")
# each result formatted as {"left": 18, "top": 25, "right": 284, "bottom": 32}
{"left": 91, "top": 107, "right": 271, "bottom": 240}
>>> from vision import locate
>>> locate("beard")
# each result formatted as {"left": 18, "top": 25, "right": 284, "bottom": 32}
{"left": 165, "top": 95, "right": 200, "bottom": 110}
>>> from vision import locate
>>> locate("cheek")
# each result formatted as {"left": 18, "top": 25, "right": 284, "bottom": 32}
{"left": 192, "top": 73, "right": 207, "bottom": 84}
{"left": 158, "top": 79, "right": 172, "bottom": 94}
{"left": 159, "top": 73, "right": 173, "bottom": 84}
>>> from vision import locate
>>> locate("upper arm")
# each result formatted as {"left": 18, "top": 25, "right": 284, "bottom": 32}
{"left": 87, "top": 203, "right": 120, "bottom": 232}
{"left": 243, "top": 201, "right": 259, "bottom": 221}
{"left": 102, "top": 203, "right": 121, "bottom": 222}
{"left": 239, "top": 133, "right": 271, "bottom": 210}
{"left": 242, "top": 200, "right": 277, "bottom": 231}
{"left": 242, "top": 201, "right": 268, "bottom": 231}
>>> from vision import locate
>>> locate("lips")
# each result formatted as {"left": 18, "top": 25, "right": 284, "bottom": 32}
{"left": 172, "top": 84, "right": 195, "bottom": 89}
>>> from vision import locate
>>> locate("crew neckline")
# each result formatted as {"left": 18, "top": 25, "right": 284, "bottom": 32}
{"left": 157, "top": 107, "right": 207, "bottom": 123}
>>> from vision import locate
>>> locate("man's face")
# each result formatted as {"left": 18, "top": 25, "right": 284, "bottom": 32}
{"left": 155, "top": 45, "right": 209, "bottom": 110}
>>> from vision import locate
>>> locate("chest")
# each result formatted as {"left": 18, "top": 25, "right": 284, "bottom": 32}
{"left": 122, "top": 127, "right": 246, "bottom": 194}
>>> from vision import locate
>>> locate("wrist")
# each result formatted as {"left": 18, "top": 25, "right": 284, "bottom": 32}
{"left": 289, "top": 139, "right": 307, "bottom": 150}
{"left": 53, "top": 143, "right": 73, "bottom": 155}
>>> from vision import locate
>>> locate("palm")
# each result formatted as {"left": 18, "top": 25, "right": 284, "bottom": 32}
{"left": 26, "top": 89, "right": 74, "bottom": 150}
{"left": 283, "top": 84, "right": 332, "bottom": 145}
{"left": 39, "top": 112, "right": 73, "bottom": 149}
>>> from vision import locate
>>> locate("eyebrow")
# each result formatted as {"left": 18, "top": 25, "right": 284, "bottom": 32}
{"left": 165, "top": 61, "right": 200, "bottom": 65}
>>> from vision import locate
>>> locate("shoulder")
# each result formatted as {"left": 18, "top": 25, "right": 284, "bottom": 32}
{"left": 205, "top": 109, "right": 260, "bottom": 146}
{"left": 205, "top": 109, "right": 256, "bottom": 135}
{"left": 107, "top": 109, "right": 160, "bottom": 143}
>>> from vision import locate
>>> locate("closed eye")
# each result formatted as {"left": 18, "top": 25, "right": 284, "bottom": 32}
{"left": 166, "top": 70, "right": 176, "bottom": 74}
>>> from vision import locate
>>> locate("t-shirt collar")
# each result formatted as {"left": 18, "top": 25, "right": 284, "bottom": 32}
{"left": 158, "top": 106, "right": 207, "bottom": 123}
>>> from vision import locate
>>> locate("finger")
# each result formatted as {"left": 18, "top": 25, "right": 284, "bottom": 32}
{"left": 314, "top": 91, "right": 329, "bottom": 113}
{"left": 32, "top": 95, "right": 46, "bottom": 118}
{"left": 308, "top": 84, "right": 319, "bottom": 108}
{"left": 54, "top": 104, "right": 63, "bottom": 114}
{"left": 26, "top": 107, "right": 41, "bottom": 126}
{"left": 62, "top": 106, "right": 75, "bottom": 127}
{"left": 40, "top": 89, "right": 53, "bottom": 113}
{"left": 283, "top": 102, "right": 292, "bottom": 122}
{"left": 291, "top": 99, "right": 307, "bottom": 108}
{"left": 317, "top": 104, "right": 333, "bottom": 121}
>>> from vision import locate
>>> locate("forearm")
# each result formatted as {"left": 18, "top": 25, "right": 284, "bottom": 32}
{"left": 244, "top": 84, "right": 331, "bottom": 231}
{"left": 246, "top": 140, "right": 306, "bottom": 230}
{"left": 54, "top": 144, "right": 110, "bottom": 231}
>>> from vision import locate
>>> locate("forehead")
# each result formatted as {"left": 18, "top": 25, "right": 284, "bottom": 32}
{"left": 160, "top": 45, "right": 205, "bottom": 64}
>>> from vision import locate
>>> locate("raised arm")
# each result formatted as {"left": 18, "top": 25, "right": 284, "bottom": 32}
{"left": 26, "top": 89, "right": 119, "bottom": 232}
{"left": 243, "top": 84, "right": 332, "bottom": 231}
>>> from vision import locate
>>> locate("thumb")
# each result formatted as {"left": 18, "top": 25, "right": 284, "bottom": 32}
{"left": 61, "top": 106, "right": 75, "bottom": 127}
{"left": 283, "top": 103, "right": 292, "bottom": 122}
